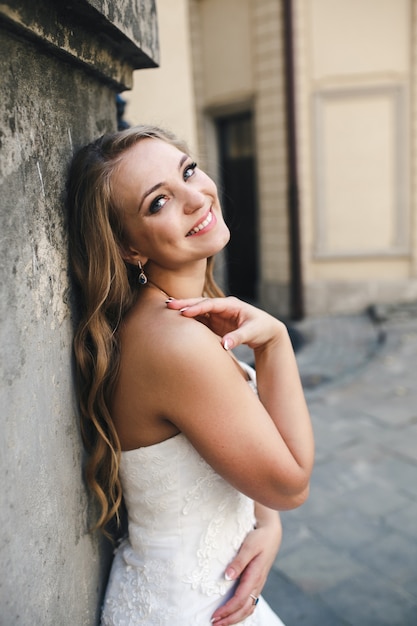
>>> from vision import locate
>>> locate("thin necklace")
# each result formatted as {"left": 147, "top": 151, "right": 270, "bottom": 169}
{"left": 147, "top": 279, "right": 172, "bottom": 300}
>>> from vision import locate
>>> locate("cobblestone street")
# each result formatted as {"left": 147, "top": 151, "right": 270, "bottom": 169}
{"left": 262, "top": 305, "right": 417, "bottom": 625}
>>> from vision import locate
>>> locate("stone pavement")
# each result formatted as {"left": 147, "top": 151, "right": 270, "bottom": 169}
{"left": 260, "top": 303, "right": 417, "bottom": 625}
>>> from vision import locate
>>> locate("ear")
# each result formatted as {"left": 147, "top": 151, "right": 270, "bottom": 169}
{"left": 118, "top": 242, "right": 148, "bottom": 268}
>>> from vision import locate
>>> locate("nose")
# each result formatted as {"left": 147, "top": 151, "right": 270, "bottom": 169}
{"left": 182, "top": 186, "right": 205, "bottom": 214}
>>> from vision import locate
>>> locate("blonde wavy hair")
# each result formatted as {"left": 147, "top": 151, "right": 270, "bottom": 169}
{"left": 67, "top": 125, "right": 224, "bottom": 535}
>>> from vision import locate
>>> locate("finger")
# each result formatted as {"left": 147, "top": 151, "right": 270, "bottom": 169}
{"left": 167, "top": 298, "right": 228, "bottom": 334}
{"left": 214, "top": 561, "right": 263, "bottom": 621}
{"left": 222, "top": 320, "right": 258, "bottom": 351}
{"left": 211, "top": 594, "right": 256, "bottom": 625}
{"left": 166, "top": 297, "right": 210, "bottom": 310}
{"left": 167, "top": 296, "right": 242, "bottom": 317}
{"left": 224, "top": 532, "right": 257, "bottom": 581}
{"left": 168, "top": 299, "right": 217, "bottom": 322}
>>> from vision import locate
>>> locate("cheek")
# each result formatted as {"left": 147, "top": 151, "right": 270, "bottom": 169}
{"left": 206, "top": 177, "right": 219, "bottom": 198}
{"left": 137, "top": 223, "right": 180, "bottom": 256}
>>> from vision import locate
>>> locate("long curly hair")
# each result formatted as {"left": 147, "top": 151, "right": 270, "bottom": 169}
{"left": 67, "top": 125, "right": 224, "bottom": 535}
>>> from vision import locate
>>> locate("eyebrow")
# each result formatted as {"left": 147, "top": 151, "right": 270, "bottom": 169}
{"left": 137, "top": 153, "right": 189, "bottom": 212}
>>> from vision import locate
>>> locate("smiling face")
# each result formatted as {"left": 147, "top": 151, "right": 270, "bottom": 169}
{"left": 112, "top": 138, "right": 230, "bottom": 276}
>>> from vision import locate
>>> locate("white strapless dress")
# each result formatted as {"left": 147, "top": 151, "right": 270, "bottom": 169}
{"left": 101, "top": 365, "right": 285, "bottom": 625}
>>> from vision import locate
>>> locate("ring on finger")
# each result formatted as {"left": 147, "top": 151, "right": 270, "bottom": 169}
{"left": 249, "top": 594, "right": 259, "bottom": 606}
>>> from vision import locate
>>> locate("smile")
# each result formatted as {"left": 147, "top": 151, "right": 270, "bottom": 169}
{"left": 186, "top": 211, "right": 213, "bottom": 236}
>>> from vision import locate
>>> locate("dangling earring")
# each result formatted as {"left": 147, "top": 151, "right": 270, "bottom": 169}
{"left": 138, "top": 260, "right": 147, "bottom": 285}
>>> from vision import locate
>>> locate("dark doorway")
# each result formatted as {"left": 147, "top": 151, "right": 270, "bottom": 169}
{"left": 217, "top": 113, "right": 258, "bottom": 301}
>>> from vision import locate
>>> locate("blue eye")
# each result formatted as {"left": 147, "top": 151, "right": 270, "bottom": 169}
{"left": 149, "top": 195, "right": 167, "bottom": 214}
{"left": 184, "top": 162, "right": 197, "bottom": 180}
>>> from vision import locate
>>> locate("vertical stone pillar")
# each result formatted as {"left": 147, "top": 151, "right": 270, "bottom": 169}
{"left": 0, "top": 1, "right": 158, "bottom": 623}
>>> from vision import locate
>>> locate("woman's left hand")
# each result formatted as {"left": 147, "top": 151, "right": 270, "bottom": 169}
{"left": 211, "top": 507, "right": 282, "bottom": 625}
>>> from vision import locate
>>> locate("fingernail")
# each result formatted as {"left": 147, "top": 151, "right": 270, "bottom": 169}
{"left": 179, "top": 307, "right": 189, "bottom": 313}
{"left": 210, "top": 618, "right": 220, "bottom": 624}
{"left": 223, "top": 339, "right": 232, "bottom": 351}
{"left": 224, "top": 568, "right": 235, "bottom": 581}
{"left": 165, "top": 298, "right": 174, "bottom": 303}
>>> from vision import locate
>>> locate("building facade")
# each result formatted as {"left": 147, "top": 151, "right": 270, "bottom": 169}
{"left": 125, "top": 0, "right": 417, "bottom": 318}
{"left": 294, "top": 0, "right": 416, "bottom": 315}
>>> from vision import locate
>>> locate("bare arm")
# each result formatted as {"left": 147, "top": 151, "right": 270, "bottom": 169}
{"left": 163, "top": 296, "right": 314, "bottom": 509}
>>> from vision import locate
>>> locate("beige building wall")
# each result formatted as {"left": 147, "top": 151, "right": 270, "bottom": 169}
{"left": 188, "top": 0, "right": 256, "bottom": 172}
{"left": 197, "top": 0, "right": 254, "bottom": 107}
{"left": 122, "top": 0, "right": 198, "bottom": 154}
{"left": 295, "top": 0, "right": 417, "bottom": 314}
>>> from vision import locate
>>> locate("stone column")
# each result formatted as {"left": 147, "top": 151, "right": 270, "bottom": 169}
{"left": 0, "top": 1, "right": 158, "bottom": 623}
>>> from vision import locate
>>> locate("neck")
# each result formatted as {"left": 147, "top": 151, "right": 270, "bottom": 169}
{"left": 146, "top": 262, "right": 207, "bottom": 300}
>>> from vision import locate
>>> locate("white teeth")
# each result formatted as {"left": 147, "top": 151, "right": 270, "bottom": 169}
{"left": 187, "top": 211, "right": 212, "bottom": 236}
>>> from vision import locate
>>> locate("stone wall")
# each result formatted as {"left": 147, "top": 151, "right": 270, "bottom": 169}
{"left": 0, "top": 1, "right": 158, "bottom": 623}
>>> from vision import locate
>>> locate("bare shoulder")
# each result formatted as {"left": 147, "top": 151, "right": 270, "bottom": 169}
{"left": 112, "top": 302, "right": 234, "bottom": 448}
{"left": 117, "top": 301, "right": 235, "bottom": 389}
{"left": 120, "top": 302, "right": 220, "bottom": 360}
{"left": 135, "top": 306, "right": 255, "bottom": 410}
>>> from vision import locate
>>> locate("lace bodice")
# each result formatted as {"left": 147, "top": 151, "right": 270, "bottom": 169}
{"left": 101, "top": 364, "right": 284, "bottom": 625}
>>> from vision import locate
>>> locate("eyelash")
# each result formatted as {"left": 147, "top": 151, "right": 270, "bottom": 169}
{"left": 149, "top": 195, "right": 167, "bottom": 214}
{"left": 184, "top": 161, "right": 197, "bottom": 180}
{"left": 148, "top": 161, "right": 198, "bottom": 214}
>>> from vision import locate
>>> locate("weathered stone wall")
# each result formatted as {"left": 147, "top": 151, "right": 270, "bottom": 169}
{"left": 0, "top": 1, "right": 158, "bottom": 623}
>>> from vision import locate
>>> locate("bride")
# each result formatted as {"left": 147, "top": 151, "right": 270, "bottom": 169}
{"left": 67, "top": 125, "right": 314, "bottom": 625}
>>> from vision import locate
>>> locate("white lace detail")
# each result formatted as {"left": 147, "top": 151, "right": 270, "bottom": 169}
{"left": 181, "top": 456, "right": 255, "bottom": 597}
{"left": 101, "top": 364, "right": 283, "bottom": 625}
{"left": 102, "top": 547, "right": 178, "bottom": 625}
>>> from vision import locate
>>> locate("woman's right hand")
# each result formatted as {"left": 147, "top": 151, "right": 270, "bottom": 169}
{"left": 166, "top": 296, "right": 286, "bottom": 352}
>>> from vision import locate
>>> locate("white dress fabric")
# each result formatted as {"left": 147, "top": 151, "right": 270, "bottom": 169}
{"left": 101, "top": 364, "right": 285, "bottom": 625}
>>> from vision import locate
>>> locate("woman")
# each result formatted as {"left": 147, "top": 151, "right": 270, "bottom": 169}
{"left": 67, "top": 125, "right": 314, "bottom": 625}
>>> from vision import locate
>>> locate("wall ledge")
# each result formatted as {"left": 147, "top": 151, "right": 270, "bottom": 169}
{"left": 0, "top": 0, "right": 159, "bottom": 90}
